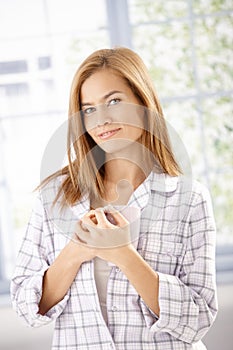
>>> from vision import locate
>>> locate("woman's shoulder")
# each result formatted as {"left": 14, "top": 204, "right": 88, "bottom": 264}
{"left": 150, "top": 171, "right": 211, "bottom": 195}
{"left": 176, "top": 175, "right": 213, "bottom": 208}
{"left": 150, "top": 172, "right": 212, "bottom": 207}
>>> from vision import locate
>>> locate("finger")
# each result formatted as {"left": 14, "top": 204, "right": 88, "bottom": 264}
{"left": 75, "top": 235, "right": 87, "bottom": 244}
{"left": 95, "top": 208, "right": 114, "bottom": 227}
{"left": 109, "top": 210, "right": 129, "bottom": 227}
{"left": 79, "top": 221, "right": 89, "bottom": 232}
{"left": 75, "top": 220, "right": 89, "bottom": 233}
{"left": 75, "top": 221, "right": 90, "bottom": 244}
{"left": 81, "top": 215, "right": 97, "bottom": 228}
{"left": 105, "top": 211, "right": 117, "bottom": 225}
{"left": 83, "top": 210, "right": 96, "bottom": 217}
{"left": 83, "top": 210, "right": 97, "bottom": 224}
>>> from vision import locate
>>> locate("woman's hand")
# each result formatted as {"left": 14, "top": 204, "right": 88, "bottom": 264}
{"left": 74, "top": 208, "right": 133, "bottom": 264}
{"left": 73, "top": 207, "right": 160, "bottom": 316}
{"left": 68, "top": 238, "right": 96, "bottom": 265}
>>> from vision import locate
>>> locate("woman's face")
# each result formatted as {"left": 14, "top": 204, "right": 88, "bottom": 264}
{"left": 80, "top": 69, "right": 144, "bottom": 153}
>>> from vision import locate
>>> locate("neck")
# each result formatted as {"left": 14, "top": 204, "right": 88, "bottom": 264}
{"left": 101, "top": 147, "right": 151, "bottom": 205}
{"left": 91, "top": 142, "right": 153, "bottom": 206}
{"left": 92, "top": 159, "right": 146, "bottom": 206}
{"left": 104, "top": 158, "right": 146, "bottom": 188}
{"left": 105, "top": 141, "right": 153, "bottom": 181}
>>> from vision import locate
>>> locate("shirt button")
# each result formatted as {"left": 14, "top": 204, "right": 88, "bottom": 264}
{"left": 115, "top": 267, "right": 120, "bottom": 272}
{"left": 111, "top": 305, "right": 118, "bottom": 312}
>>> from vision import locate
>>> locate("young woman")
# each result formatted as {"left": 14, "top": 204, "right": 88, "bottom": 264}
{"left": 11, "top": 47, "right": 217, "bottom": 350}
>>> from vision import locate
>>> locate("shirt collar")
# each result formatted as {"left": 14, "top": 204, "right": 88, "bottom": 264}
{"left": 127, "top": 172, "right": 178, "bottom": 210}
{"left": 149, "top": 172, "right": 178, "bottom": 193}
{"left": 69, "top": 172, "right": 179, "bottom": 214}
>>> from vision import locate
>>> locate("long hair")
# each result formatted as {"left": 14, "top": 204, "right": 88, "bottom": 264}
{"left": 39, "top": 47, "right": 181, "bottom": 207}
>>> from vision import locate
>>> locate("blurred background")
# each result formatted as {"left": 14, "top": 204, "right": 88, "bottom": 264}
{"left": 0, "top": 0, "right": 232, "bottom": 349}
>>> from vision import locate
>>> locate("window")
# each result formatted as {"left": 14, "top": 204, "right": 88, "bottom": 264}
{"left": 38, "top": 56, "right": 52, "bottom": 70}
{"left": 0, "top": 0, "right": 108, "bottom": 290}
{"left": 128, "top": 0, "right": 233, "bottom": 242}
{"left": 0, "top": 83, "right": 29, "bottom": 96}
{"left": 0, "top": 0, "right": 232, "bottom": 295}
{"left": 0, "top": 60, "right": 28, "bottom": 74}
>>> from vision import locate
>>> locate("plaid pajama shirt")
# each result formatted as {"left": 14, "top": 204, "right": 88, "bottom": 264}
{"left": 11, "top": 171, "right": 218, "bottom": 349}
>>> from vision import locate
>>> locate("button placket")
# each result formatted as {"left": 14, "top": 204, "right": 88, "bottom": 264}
{"left": 106, "top": 268, "right": 119, "bottom": 333}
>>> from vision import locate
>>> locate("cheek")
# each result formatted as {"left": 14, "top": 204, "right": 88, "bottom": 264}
{"left": 84, "top": 116, "right": 100, "bottom": 140}
{"left": 84, "top": 117, "right": 93, "bottom": 132}
{"left": 127, "top": 126, "right": 143, "bottom": 140}
{"left": 86, "top": 129, "right": 96, "bottom": 141}
{"left": 134, "top": 109, "right": 145, "bottom": 130}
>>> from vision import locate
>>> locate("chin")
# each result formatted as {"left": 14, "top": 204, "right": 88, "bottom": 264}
{"left": 98, "top": 138, "right": 135, "bottom": 154}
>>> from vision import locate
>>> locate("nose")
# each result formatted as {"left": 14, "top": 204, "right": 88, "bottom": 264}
{"left": 84, "top": 104, "right": 113, "bottom": 131}
{"left": 97, "top": 118, "right": 112, "bottom": 127}
{"left": 97, "top": 105, "right": 112, "bottom": 127}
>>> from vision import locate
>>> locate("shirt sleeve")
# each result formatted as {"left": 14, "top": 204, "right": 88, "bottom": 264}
{"left": 10, "top": 192, "right": 70, "bottom": 328}
{"left": 141, "top": 184, "right": 218, "bottom": 343}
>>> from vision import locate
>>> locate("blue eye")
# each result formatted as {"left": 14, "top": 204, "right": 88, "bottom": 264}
{"left": 108, "top": 98, "right": 120, "bottom": 106}
{"left": 83, "top": 107, "right": 96, "bottom": 115}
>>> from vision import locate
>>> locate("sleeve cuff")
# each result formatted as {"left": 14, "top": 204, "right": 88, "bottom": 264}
{"left": 23, "top": 267, "right": 70, "bottom": 327}
{"left": 150, "top": 272, "right": 183, "bottom": 332}
{"left": 139, "top": 272, "right": 184, "bottom": 332}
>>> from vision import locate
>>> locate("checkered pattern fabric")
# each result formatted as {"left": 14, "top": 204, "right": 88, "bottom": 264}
{"left": 11, "top": 172, "right": 218, "bottom": 349}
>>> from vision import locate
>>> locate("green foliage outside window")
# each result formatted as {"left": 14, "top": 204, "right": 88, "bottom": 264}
{"left": 129, "top": 0, "right": 233, "bottom": 240}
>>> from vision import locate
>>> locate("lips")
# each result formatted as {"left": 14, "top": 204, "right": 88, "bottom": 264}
{"left": 98, "top": 128, "right": 121, "bottom": 140}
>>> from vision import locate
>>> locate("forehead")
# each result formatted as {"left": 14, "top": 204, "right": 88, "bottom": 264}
{"left": 80, "top": 69, "right": 130, "bottom": 102}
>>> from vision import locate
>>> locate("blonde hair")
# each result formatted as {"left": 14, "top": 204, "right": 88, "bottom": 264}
{"left": 40, "top": 47, "right": 181, "bottom": 206}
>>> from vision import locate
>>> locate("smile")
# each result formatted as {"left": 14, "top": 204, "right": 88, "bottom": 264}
{"left": 98, "top": 128, "right": 121, "bottom": 140}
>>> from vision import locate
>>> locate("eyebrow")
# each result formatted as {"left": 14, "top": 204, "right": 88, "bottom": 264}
{"left": 81, "top": 90, "right": 123, "bottom": 107}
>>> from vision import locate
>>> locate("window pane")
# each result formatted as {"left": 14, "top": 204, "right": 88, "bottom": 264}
{"left": 193, "top": 0, "right": 233, "bottom": 14}
{"left": 210, "top": 172, "right": 233, "bottom": 240}
{"left": 0, "top": 60, "right": 28, "bottom": 74}
{"left": 128, "top": 0, "right": 188, "bottom": 23}
{"left": 133, "top": 22, "right": 195, "bottom": 96}
{"left": 0, "top": 83, "right": 29, "bottom": 96}
{"left": 38, "top": 56, "right": 52, "bottom": 70}
{"left": 163, "top": 99, "right": 203, "bottom": 176}
{"left": 195, "top": 14, "right": 233, "bottom": 91}
{"left": 203, "top": 96, "right": 233, "bottom": 170}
